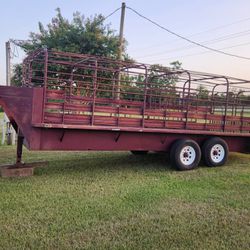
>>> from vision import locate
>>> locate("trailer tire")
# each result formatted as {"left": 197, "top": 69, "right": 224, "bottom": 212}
{"left": 202, "top": 137, "right": 228, "bottom": 167}
{"left": 131, "top": 151, "right": 148, "bottom": 155}
{"left": 170, "top": 139, "right": 201, "bottom": 171}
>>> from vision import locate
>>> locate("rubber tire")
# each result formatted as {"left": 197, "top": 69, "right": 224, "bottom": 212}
{"left": 202, "top": 137, "right": 228, "bottom": 167}
{"left": 170, "top": 139, "right": 201, "bottom": 171}
{"left": 131, "top": 151, "right": 148, "bottom": 155}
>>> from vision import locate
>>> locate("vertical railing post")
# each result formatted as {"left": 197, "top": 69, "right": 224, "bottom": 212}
{"left": 142, "top": 66, "right": 148, "bottom": 128}
{"left": 42, "top": 48, "right": 48, "bottom": 123}
{"left": 236, "top": 90, "right": 247, "bottom": 133}
{"left": 185, "top": 72, "right": 191, "bottom": 129}
{"left": 28, "top": 62, "right": 33, "bottom": 86}
{"left": 240, "top": 105, "right": 244, "bottom": 132}
{"left": 235, "top": 90, "right": 245, "bottom": 116}
{"left": 182, "top": 80, "right": 189, "bottom": 111}
{"left": 211, "top": 84, "right": 219, "bottom": 114}
{"left": 22, "top": 59, "right": 27, "bottom": 86}
{"left": 91, "top": 60, "right": 98, "bottom": 126}
{"left": 69, "top": 67, "right": 74, "bottom": 97}
{"left": 223, "top": 77, "right": 230, "bottom": 132}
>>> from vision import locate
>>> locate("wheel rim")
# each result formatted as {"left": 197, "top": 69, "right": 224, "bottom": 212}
{"left": 180, "top": 146, "right": 196, "bottom": 166}
{"left": 210, "top": 144, "right": 225, "bottom": 163}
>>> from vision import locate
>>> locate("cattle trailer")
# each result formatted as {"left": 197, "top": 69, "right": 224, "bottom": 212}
{"left": 0, "top": 49, "right": 250, "bottom": 175}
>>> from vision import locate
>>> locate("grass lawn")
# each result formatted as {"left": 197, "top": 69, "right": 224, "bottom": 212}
{"left": 0, "top": 146, "right": 249, "bottom": 249}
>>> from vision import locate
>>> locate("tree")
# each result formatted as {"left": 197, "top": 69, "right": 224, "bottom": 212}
{"left": 195, "top": 85, "right": 210, "bottom": 106}
{"left": 170, "top": 60, "right": 182, "bottom": 70}
{"left": 197, "top": 85, "right": 209, "bottom": 100}
{"left": 11, "top": 64, "right": 23, "bottom": 87}
{"left": 11, "top": 8, "right": 124, "bottom": 86}
{"left": 16, "top": 8, "right": 122, "bottom": 57}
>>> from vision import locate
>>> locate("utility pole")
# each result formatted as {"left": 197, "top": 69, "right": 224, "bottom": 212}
{"left": 116, "top": 2, "right": 126, "bottom": 100}
{"left": 3, "top": 40, "right": 16, "bottom": 145}
{"left": 118, "top": 2, "right": 126, "bottom": 61}
{"left": 6, "top": 41, "right": 11, "bottom": 86}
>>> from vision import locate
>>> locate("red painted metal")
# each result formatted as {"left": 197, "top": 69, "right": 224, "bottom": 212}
{"left": 1, "top": 49, "right": 250, "bottom": 157}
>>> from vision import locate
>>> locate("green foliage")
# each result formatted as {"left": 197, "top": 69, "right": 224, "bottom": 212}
{"left": 197, "top": 85, "right": 209, "bottom": 99}
{"left": 170, "top": 60, "right": 182, "bottom": 70}
{"left": 17, "top": 8, "right": 121, "bottom": 57}
{"left": 11, "top": 64, "right": 23, "bottom": 87}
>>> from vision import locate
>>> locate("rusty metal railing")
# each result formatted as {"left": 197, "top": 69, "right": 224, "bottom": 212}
{"left": 22, "top": 49, "right": 250, "bottom": 134}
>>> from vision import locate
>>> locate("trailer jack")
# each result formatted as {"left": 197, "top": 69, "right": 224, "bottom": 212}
{"left": 0, "top": 132, "right": 47, "bottom": 178}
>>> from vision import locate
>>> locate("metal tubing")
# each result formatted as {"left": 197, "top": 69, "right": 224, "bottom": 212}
{"left": 91, "top": 60, "right": 98, "bottom": 126}
{"left": 42, "top": 48, "right": 48, "bottom": 123}
{"left": 142, "top": 66, "right": 148, "bottom": 128}
{"left": 185, "top": 72, "right": 191, "bottom": 129}
{"left": 223, "top": 77, "right": 230, "bottom": 131}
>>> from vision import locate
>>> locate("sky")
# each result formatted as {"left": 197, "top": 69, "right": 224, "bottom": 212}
{"left": 0, "top": 0, "right": 250, "bottom": 84}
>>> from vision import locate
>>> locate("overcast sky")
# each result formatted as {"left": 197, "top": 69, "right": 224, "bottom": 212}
{"left": 1, "top": 0, "right": 250, "bottom": 84}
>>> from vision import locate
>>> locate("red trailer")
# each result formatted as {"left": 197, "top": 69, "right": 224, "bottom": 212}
{"left": 1, "top": 49, "right": 250, "bottom": 174}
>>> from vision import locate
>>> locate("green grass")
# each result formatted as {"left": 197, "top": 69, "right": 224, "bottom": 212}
{"left": 0, "top": 147, "right": 249, "bottom": 250}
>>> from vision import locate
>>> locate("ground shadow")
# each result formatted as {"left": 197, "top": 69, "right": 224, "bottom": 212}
{"left": 34, "top": 151, "right": 175, "bottom": 176}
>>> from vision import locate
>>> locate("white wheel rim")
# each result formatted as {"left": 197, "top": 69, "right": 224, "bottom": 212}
{"left": 210, "top": 144, "right": 225, "bottom": 163}
{"left": 180, "top": 146, "right": 196, "bottom": 166}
